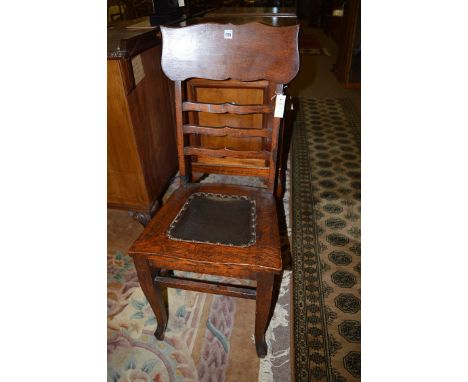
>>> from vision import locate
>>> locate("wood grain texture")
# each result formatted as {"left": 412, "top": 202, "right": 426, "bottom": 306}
{"left": 107, "top": 60, "right": 149, "bottom": 207}
{"left": 128, "top": 21, "right": 298, "bottom": 357}
{"left": 187, "top": 79, "right": 266, "bottom": 168}
{"left": 266, "top": 83, "right": 284, "bottom": 191}
{"left": 129, "top": 183, "right": 282, "bottom": 274}
{"left": 183, "top": 124, "right": 271, "bottom": 138}
{"left": 154, "top": 273, "right": 257, "bottom": 299}
{"left": 107, "top": 44, "right": 179, "bottom": 215}
{"left": 126, "top": 44, "right": 179, "bottom": 205}
{"left": 160, "top": 22, "right": 300, "bottom": 83}
{"left": 179, "top": 79, "right": 281, "bottom": 188}
{"left": 174, "top": 81, "right": 191, "bottom": 181}
{"left": 191, "top": 163, "right": 270, "bottom": 178}
{"left": 184, "top": 146, "right": 269, "bottom": 160}
{"left": 255, "top": 272, "right": 275, "bottom": 357}
{"left": 182, "top": 101, "right": 273, "bottom": 114}
{"left": 133, "top": 257, "right": 168, "bottom": 339}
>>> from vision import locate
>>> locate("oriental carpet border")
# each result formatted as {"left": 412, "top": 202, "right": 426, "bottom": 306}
{"left": 291, "top": 99, "right": 361, "bottom": 382}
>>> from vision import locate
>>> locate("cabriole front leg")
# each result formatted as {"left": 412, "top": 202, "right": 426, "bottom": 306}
{"left": 133, "top": 257, "right": 168, "bottom": 340}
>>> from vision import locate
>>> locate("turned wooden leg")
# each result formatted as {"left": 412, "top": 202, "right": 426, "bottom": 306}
{"left": 255, "top": 272, "right": 275, "bottom": 358}
{"left": 133, "top": 257, "right": 168, "bottom": 340}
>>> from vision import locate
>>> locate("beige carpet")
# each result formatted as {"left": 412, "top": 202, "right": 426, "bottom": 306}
{"left": 291, "top": 98, "right": 361, "bottom": 381}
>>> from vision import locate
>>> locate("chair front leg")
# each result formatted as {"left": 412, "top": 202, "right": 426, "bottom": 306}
{"left": 255, "top": 272, "right": 275, "bottom": 358}
{"left": 133, "top": 257, "right": 168, "bottom": 340}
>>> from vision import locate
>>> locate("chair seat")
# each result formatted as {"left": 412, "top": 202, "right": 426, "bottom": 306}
{"left": 129, "top": 183, "right": 282, "bottom": 276}
{"left": 167, "top": 191, "right": 257, "bottom": 247}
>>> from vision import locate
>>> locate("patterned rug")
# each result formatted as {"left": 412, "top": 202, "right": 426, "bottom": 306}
{"left": 291, "top": 98, "right": 361, "bottom": 381}
{"left": 108, "top": 172, "right": 293, "bottom": 381}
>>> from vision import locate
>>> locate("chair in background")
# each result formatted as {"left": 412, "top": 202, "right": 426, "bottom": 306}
{"left": 128, "top": 22, "right": 299, "bottom": 357}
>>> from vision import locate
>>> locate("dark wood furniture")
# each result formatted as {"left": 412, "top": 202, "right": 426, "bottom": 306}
{"left": 334, "top": 0, "right": 360, "bottom": 87}
{"left": 216, "top": 0, "right": 295, "bottom": 6}
{"left": 201, "top": 6, "right": 297, "bottom": 26}
{"left": 182, "top": 10, "right": 298, "bottom": 197}
{"left": 107, "top": 28, "right": 178, "bottom": 226}
{"left": 205, "top": 6, "right": 296, "bottom": 17}
{"left": 128, "top": 22, "right": 299, "bottom": 357}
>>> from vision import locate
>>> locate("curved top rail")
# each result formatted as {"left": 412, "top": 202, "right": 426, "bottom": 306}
{"left": 161, "top": 22, "right": 300, "bottom": 84}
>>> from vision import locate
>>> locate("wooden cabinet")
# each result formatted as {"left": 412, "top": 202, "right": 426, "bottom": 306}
{"left": 107, "top": 28, "right": 178, "bottom": 225}
{"left": 334, "top": 0, "right": 361, "bottom": 86}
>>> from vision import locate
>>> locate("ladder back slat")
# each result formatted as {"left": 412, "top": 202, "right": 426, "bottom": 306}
{"left": 182, "top": 101, "right": 273, "bottom": 114}
{"left": 184, "top": 147, "right": 269, "bottom": 160}
{"left": 183, "top": 124, "right": 271, "bottom": 138}
{"left": 192, "top": 163, "right": 270, "bottom": 178}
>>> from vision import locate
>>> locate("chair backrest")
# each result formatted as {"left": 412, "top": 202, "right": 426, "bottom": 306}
{"left": 160, "top": 22, "right": 300, "bottom": 192}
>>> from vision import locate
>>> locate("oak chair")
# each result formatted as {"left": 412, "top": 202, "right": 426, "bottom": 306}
{"left": 128, "top": 22, "right": 299, "bottom": 358}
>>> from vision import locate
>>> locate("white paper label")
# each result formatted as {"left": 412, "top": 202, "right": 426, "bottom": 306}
{"left": 178, "top": 0, "right": 185, "bottom": 6}
{"left": 224, "top": 29, "right": 233, "bottom": 39}
{"left": 131, "top": 54, "right": 145, "bottom": 86}
{"left": 274, "top": 94, "right": 286, "bottom": 118}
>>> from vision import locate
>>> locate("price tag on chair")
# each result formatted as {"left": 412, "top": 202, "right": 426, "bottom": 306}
{"left": 274, "top": 94, "right": 286, "bottom": 118}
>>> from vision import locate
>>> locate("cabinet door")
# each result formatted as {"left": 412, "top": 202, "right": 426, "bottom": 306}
{"left": 335, "top": 0, "right": 361, "bottom": 86}
{"left": 125, "top": 45, "right": 178, "bottom": 204}
{"left": 107, "top": 59, "right": 149, "bottom": 209}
